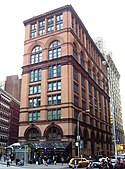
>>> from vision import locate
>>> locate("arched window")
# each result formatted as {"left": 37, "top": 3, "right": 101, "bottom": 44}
{"left": 48, "top": 41, "right": 61, "bottom": 60}
{"left": 47, "top": 126, "right": 61, "bottom": 140}
{"left": 26, "top": 128, "right": 40, "bottom": 140}
{"left": 30, "top": 46, "right": 42, "bottom": 64}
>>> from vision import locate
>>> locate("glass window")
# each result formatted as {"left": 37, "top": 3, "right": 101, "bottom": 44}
{"left": 30, "top": 23, "right": 37, "bottom": 38}
{"left": 81, "top": 75, "right": 85, "bottom": 86}
{"left": 48, "top": 80, "right": 61, "bottom": 92}
{"left": 47, "top": 126, "right": 61, "bottom": 140}
{"left": 49, "top": 109, "right": 61, "bottom": 119}
{"left": 74, "top": 82, "right": 78, "bottom": 93}
{"left": 30, "top": 46, "right": 42, "bottom": 64}
{"left": 74, "top": 95, "right": 79, "bottom": 106}
{"left": 74, "top": 109, "right": 78, "bottom": 119}
{"left": 48, "top": 94, "right": 61, "bottom": 105}
{"left": 47, "top": 17, "right": 54, "bottom": 33}
{"left": 39, "top": 20, "right": 45, "bottom": 35}
{"left": 27, "top": 128, "right": 40, "bottom": 140}
{"left": 73, "top": 43, "right": 78, "bottom": 61}
{"left": 30, "top": 69, "right": 42, "bottom": 82}
{"left": 80, "top": 53, "right": 84, "bottom": 68}
{"left": 48, "top": 65, "right": 61, "bottom": 79}
{"left": 48, "top": 41, "right": 61, "bottom": 60}
{"left": 28, "top": 111, "right": 40, "bottom": 121}
{"left": 29, "top": 85, "right": 41, "bottom": 94}
{"left": 56, "top": 14, "right": 63, "bottom": 30}
{"left": 29, "top": 97, "right": 41, "bottom": 107}
{"left": 73, "top": 67, "right": 78, "bottom": 81}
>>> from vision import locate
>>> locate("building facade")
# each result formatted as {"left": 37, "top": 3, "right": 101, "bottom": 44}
{"left": 106, "top": 53, "right": 124, "bottom": 144}
{"left": 0, "top": 88, "right": 20, "bottom": 153}
{"left": 19, "top": 5, "right": 112, "bottom": 159}
{"left": 95, "top": 38, "right": 124, "bottom": 150}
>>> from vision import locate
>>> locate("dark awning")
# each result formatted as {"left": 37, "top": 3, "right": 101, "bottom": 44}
{"left": 25, "top": 141, "right": 71, "bottom": 149}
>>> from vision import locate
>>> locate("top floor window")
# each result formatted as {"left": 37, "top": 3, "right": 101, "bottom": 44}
{"left": 56, "top": 14, "right": 63, "bottom": 30}
{"left": 47, "top": 17, "right": 54, "bottom": 33}
{"left": 48, "top": 41, "right": 61, "bottom": 60}
{"left": 30, "top": 23, "right": 37, "bottom": 38}
{"left": 30, "top": 46, "right": 42, "bottom": 64}
{"left": 39, "top": 20, "right": 45, "bottom": 35}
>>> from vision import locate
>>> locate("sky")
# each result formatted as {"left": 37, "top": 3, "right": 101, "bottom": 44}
{"left": 0, "top": 0, "right": 125, "bottom": 128}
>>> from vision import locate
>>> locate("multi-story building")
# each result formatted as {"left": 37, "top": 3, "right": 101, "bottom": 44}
{"left": 0, "top": 88, "right": 20, "bottom": 153}
{"left": 95, "top": 38, "right": 124, "bottom": 148}
{"left": 106, "top": 53, "right": 124, "bottom": 144}
{"left": 19, "top": 5, "right": 112, "bottom": 159}
{"left": 5, "top": 75, "right": 21, "bottom": 101}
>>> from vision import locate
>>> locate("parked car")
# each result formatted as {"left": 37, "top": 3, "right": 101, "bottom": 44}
{"left": 68, "top": 157, "right": 89, "bottom": 168}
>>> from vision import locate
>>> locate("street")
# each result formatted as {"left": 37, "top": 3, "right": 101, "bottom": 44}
{"left": 0, "top": 163, "right": 100, "bottom": 169}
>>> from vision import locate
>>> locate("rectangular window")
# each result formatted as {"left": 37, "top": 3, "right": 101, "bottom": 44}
{"left": 88, "top": 82, "right": 92, "bottom": 93}
{"left": 74, "top": 109, "right": 78, "bottom": 119}
{"left": 82, "top": 89, "right": 86, "bottom": 99}
{"left": 83, "top": 114, "right": 86, "bottom": 122}
{"left": 28, "top": 111, "right": 40, "bottom": 121}
{"left": 39, "top": 20, "right": 45, "bottom": 35}
{"left": 56, "top": 14, "right": 63, "bottom": 30}
{"left": 48, "top": 65, "right": 61, "bottom": 79}
{"left": 48, "top": 109, "right": 61, "bottom": 120}
{"left": 73, "top": 67, "right": 78, "bottom": 81}
{"left": 48, "top": 81, "right": 61, "bottom": 91}
{"left": 30, "top": 23, "right": 37, "bottom": 38}
{"left": 74, "top": 82, "right": 78, "bottom": 94}
{"left": 74, "top": 95, "right": 79, "bottom": 106}
{"left": 81, "top": 75, "right": 85, "bottom": 86}
{"left": 30, "top": 69, "right": 42, "bottom": 82}
{"left": 82, "top": 100, "right": 86, "bottom": 111}
{"left": 90, "top": 117, "right": 93, "bottom": 125}
{"left": 80, "top": 57, "right": 84, "bottom": 68}
{"left": 29, "top": 85, "right": 41, "bottom": 94}
{"left": 48, "top": 94, "right": 61, "bottom": 105}
{"left": 72, "top": 15, "right": 74, "bottom": 30}
{"left": 29, "top": 97, "right": 41, "bottom": 107}
{"left": 47, "top": 17, "right": 54, "bottom": 33}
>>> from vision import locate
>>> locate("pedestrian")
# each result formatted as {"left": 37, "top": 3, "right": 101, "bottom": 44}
{"left": 6, "top": 156, "right": 10, "bottom": 167}
{"left": 61, "top": 157, "right": 64, "bottom": 165}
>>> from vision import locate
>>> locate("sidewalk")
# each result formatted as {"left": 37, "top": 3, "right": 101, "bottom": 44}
{"left": 0, "top": 160, "right": 69, "bottom": 168}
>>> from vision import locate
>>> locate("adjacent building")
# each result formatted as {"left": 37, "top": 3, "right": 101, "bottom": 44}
{"left": 0, "top": 88, "right": 20, "bottom": 153}
{"left": 19, "top": 5, "right": 112, "bottom": 159}
{"left": 106, "top": 53, "right": 124, "bottom": 144}
{"left": 95, "top": 38, "right": 124, "bottom": 155}
{"left": 5, "top": 75, "right": 21, "bottom": 101}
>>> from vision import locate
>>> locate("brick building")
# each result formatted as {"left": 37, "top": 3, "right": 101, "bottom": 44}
{"left": 0, "top": 88, "right": 20, "bottom": 153}
{"left": 19, "top": 5, "right": 112, "bottom": 159}
{"left": 5, "top": 75, "right": 21, "bottom": 101}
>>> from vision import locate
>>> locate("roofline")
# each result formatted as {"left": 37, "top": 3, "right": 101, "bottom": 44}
{"left": 23, "top": 4, "right": 106, "bottom": 63}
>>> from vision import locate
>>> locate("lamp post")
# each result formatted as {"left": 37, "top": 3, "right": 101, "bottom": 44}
{"left": 77, "top": 110, "right": 90, "bottom": 157}
{"left": 24, "top": 145, "right": 27, "bottom": 166}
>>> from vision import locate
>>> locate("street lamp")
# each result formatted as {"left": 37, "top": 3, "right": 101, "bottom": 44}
{"left": 77, "top": 110, "right": 90, "bottom": 157}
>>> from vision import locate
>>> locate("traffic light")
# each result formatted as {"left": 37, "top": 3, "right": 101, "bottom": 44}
{"left": 110, "top": 115, "right": 113, "bottom": 124}
{"left": 117, "top": 144, "right": 124, "bottom": 151}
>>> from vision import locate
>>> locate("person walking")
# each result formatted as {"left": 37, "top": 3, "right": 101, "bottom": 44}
{"left": 61, "top": 157, "right": 64, "bottom": 165}
{"left": 6, "top": 156, "right": 10, "bottom": 167}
